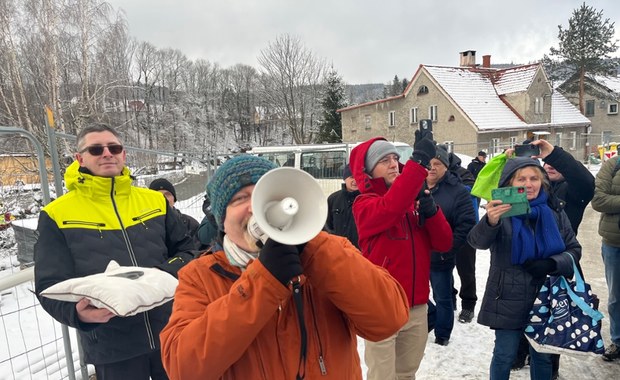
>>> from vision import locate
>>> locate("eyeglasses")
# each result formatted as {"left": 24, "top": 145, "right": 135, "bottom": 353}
{"left": 377, "top": 154, "right": 400, "bottom": 166}
{"left": 79, "top": 144, "right": 124, "bottom": 156}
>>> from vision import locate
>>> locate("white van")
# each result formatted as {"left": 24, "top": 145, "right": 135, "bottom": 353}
{"left": 248, "top": 142, "right": 413, "bottom": 196}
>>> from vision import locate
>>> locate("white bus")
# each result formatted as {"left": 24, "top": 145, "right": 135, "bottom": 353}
{"left": 248, "top": 142, "right": 413, "bottom": 196}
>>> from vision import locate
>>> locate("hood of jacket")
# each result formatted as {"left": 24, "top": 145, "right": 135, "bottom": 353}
{"left": 448, "top": 152, "right": 462, "bottom": 171}
{"left": 349, "top": 137, "right": 404, "bottom": 196}
{"left": 498, "top": 157, "right": 541, "bottom": 187}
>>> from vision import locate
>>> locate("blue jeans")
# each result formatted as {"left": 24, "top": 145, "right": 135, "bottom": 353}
{"left": 602, "top": 243, "right": 620, "bottom": 345}
{"left": 430, "top": 268, "right": 454, "bottom": 340}
{"left": 490, "top": 329, "right": 552, "bottom": 380}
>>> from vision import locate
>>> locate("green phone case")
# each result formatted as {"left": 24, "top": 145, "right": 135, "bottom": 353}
{"left": 491, "top": 186, "right": 530, "bottom": 218}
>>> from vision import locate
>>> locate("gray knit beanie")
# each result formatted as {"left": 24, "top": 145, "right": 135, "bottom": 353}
{"left": 365, "top": 140, "right": 400, "bottom": 173}
{"left": 434, "top": 145, "right": 450, "bottom": 168}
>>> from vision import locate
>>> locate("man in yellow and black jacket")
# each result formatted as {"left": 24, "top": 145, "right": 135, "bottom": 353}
{"left": 34, "top": 123, "right": 196, "bottom": 380}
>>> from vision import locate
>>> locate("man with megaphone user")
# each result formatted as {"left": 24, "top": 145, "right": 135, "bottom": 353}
{"left": 350, "top": 132, "right": 454, "bottom": 380}
{"left": 160, "top": 155, "right": 410, "bottom": 380}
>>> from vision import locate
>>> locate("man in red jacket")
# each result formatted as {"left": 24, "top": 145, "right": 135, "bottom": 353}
{"left": 350, "top": 134, "right": 453, "bottom": 380}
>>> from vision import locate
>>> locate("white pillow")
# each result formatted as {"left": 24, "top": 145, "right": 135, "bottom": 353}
{"left": 40, "top": 260, "right": 178, "bottom": 317}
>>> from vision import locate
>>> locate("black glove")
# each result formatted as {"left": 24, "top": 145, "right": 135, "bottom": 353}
{"left": 410, "top": 138, "right": 436, "bottom": 169}
{"left": 258, "top": 239, "right": 303, "bottom": 285}
{"left": 418, "top": 188, "right": 438, "bottom": 218}
{"left": 414, "top": 129, "right": 434, "bottom": 145}
{"left": 523, "top": 258, "right": 556, "bottom": 279}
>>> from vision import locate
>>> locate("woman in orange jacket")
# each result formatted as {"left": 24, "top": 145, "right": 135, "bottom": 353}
{"left": 160, "top": 155, "right": 410, "bottom": 380}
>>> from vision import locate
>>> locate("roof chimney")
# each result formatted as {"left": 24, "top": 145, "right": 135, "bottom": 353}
{"left": 460, "top": 50, "right": 476, "bottom": 67}
{"left": 482, "top": 55, "right": 491, "bottom": 68}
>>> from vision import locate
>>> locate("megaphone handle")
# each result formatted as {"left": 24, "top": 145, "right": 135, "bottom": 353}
{"left": 247, "top": 217, "right": 269, "bottom": 244}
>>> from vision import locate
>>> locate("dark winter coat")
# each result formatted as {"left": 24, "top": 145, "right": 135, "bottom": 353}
{"left": 543, "top": 146, "right": 594, "bottom": 234}
{"left": 34, "top": 161, "right": 197, "bottom": 365}
{"left": 467, "top": 158, "right": 486, "bottom": 179}
{"left": 197, "top": 211, "right": 218, "bottom": 249}
{"left": 350, "top": 137, "right": 453, "bottom": 307}
{"left": 326, "top": 184, "right": 360, "bottom": 248}
{"left": 467, "top": 158, "right": 581, "bottom": 330}
{"left": 449, "top": 153, "right": 476, "bottom": 187}
{"left": 175, "top": 208, "right": 201, "bottom": 249}
{"left": 428, "top": 171, "right": 476, "bottom": 272}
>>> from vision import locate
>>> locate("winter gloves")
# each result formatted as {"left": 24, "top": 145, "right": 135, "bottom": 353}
{"left": 258, "top": 239, "right": 303, "bottom": 285}
{"left": 411, "top": 130, "right": 436, "bottom": 169}
{"left": 523, "top": 258, "right": 557, "bottom": 280}
{"left": 418, "top": 188, "right": 438, "bottom": 218}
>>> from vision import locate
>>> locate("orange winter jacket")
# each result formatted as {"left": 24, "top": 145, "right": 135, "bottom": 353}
{"left": 160, "top": 231, "right": 409, "bottom": 380}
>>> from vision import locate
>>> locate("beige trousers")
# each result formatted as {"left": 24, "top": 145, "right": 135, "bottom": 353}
{"left": 365, "top": 303, "right": 428, "bottom": 380}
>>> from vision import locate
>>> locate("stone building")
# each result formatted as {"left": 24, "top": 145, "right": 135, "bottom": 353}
{"left": 338, "top": 51, "right": 591, "bottom": 159}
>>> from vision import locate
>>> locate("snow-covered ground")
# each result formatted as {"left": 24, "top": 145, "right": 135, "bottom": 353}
{"left": 1, "top": 161, "right": 618, "bottom": 379}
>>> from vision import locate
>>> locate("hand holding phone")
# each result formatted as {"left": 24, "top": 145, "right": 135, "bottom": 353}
{"left": 491, "top": 186, "right": 530, "bottom": 218}
{"left": 514, "top": 144, "right": 540, "bottom": 157}
{"left": 415, "top": 119, "right": 434, "bottom": 145}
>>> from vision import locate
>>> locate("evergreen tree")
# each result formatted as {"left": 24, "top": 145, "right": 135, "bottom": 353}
{"left": 401, "top": 78, "right": 409, "bottom": 92}
{"left": 547, "top": 2, "right": 619, "bottom": 113}
{"left": 317, "top": 67, "right": 348, "bottom": 143}
{"left": 391, "top": 75, "right": 401, "bottom": 96}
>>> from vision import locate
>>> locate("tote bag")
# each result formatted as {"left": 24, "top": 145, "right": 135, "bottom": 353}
{"left": 524, "top": 255, "right": 605, "bottom": 356}
{"left": 470, "top": 153, "right": 507, "bottom": 201}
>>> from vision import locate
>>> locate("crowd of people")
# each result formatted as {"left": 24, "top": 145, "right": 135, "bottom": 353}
{"left": 32, "top": 122, "right": 619, "bottom": 380}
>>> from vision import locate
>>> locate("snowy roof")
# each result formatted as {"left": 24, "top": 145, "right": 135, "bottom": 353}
{"left": 422, "top": 64, "right": 588, "bottom": 131}
{"left": 589, "top": 74, "right": 620, "bottom": 94}
{"left": 493, "top": 64, "right": 539, "bottom": 95}
{"left": 551, "top": 92, "right": 590, "bottom": 125}
{"left": 339, "top": 63, "right": 589, "bottom": 132}
{"left": 423, "top": 65, "right": 528, "bottom": 131}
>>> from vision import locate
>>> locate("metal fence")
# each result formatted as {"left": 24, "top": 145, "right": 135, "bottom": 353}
{"left": 0, "top": 127, "right": 218, "bottom": 379}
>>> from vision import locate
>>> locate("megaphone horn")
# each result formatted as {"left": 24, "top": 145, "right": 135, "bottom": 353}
{"left": 248, "top": 167, "right": 328, "bottom": 245}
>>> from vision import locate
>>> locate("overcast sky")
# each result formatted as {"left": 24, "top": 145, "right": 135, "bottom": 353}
{"left": 104, "top": 0, "right": 620, "bottom": 84}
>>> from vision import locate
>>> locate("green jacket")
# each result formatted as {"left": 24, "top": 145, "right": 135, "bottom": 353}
{"left": 34, "top": 160, "right": 196, "bottom": 365}
{"left": 592, "top": 156, "right": 620, "bottom": 246}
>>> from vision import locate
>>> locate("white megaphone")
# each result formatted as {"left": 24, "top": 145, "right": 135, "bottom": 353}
{"left": 247, "top": 167, "right": 328, "bottom": 245}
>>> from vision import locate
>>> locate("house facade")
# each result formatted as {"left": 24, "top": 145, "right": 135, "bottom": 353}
{"left": 339, "top": 51, "right": 591, "bottom": 160}
{"left": 557, "top": 73, "right": 620, "bottom": 147}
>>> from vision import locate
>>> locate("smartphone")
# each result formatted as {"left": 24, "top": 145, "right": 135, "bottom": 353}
{"left": 491, "top": 186, "right": 530, "bottom": 218}
{"left": 514, "top": 144, "right": 540, "bottom": 157}
{"left": 419, "top": 119, "right": 433, "bottom": 132}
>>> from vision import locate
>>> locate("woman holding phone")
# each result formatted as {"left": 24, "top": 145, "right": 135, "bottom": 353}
{"left": 467, "top": 157, "right": 581, "bottom": 380}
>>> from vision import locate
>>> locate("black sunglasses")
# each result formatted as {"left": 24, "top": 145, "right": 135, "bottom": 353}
{"left": 79, "top": 144, "right": 124, "bottom": 156}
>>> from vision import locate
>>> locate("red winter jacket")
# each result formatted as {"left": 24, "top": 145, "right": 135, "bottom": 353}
{"left": 350, "top": 137, "right": 453, "bottom": 307}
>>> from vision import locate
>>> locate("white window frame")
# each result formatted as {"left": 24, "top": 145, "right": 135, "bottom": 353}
{"left": 534, "top": 97, "right": 544, "bottom": 114}
{"left": 491, "top": 138, "right": 501, "bottom": 154}
{"left": 388, "top": 111, "right": 396, "bottom": 127}
{"left": 609, "top": 103, "right": 618, "bottom": 115}
{"left": 443, "top": 141, "right": 454, "bottom": 153}
{"left": 410, "top": 107, "right": 418, "bottom": 124}
{"left": 429, "top": 105, "right": 438, "bottom": 122}
{"left": 570, "top": 131, "right": 577, "bottom": 150}
{"left": 603, "top": 130, "right": 612, "bottom": 145}
{"left": 365, "top": 115, "right": 371, "bottom": 130}
{"left": 509, "top": 137, "right": 517, "bottom": 148}
{"left": 555, "top": 132, "right": 562, "bottom": 147}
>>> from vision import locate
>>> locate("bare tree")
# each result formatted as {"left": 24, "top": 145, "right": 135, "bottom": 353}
{"left": 257, "top": 34, "right": 326, "bottom": 144}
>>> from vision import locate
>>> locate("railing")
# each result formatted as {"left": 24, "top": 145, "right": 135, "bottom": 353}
{"left": 0, "top": 266, "right": 90, "bottom": 379}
